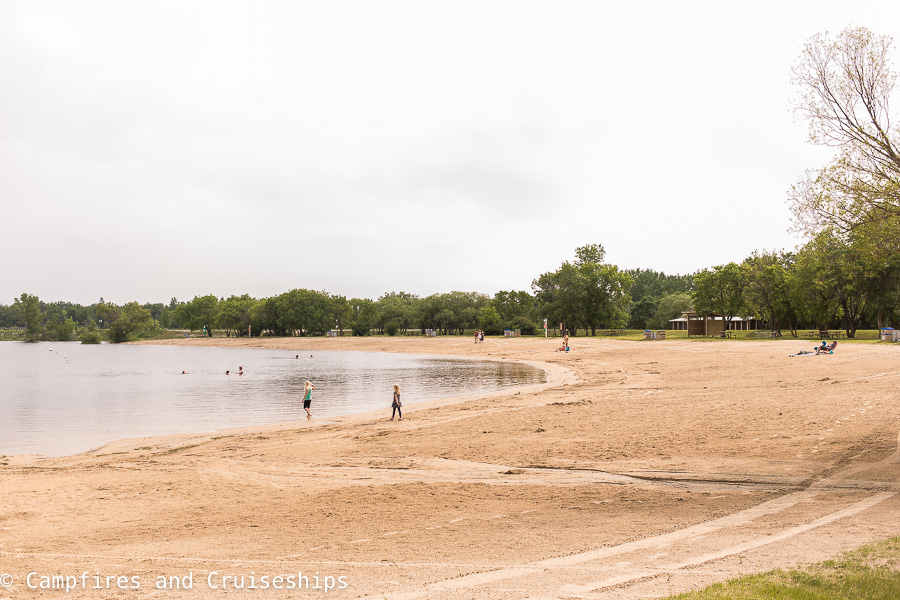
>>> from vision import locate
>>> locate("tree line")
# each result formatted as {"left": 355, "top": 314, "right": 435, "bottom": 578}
{"left": 5, "top": 233, "right": 900, "bottom": 343}
{"left": 1, "top": 244, "right": 627, "bottom": 342}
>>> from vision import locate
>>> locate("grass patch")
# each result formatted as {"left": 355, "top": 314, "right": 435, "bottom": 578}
{"left": 665, "top": 537, "right": 900, "bottom": 599}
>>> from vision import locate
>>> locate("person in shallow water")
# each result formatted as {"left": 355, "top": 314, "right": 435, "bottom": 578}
{"left": 303, "top": 380, "right": 316, "bottom": 419}
{"left": 390, "top": 384, "right": 402, "bottom": 421}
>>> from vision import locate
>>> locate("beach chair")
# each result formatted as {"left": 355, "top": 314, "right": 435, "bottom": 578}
{"left": 815, "top": 341, "right": 837, "bottom": 354}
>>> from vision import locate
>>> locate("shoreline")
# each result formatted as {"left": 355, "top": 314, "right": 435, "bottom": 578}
{"left": 7, "top": 338, "right": 576, "bottom": 464}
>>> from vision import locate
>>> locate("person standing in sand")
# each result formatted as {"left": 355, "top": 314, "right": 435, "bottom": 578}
{"left": 390, "top": 384, "right": 402, "bottom": 421}
{"left": 303, "top": 380, "right": 316, "bottom": 419}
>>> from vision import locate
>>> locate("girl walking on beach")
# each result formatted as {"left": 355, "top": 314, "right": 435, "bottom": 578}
{"left": 391, "top": 384, "right": 402, "bottom": 421}
{"left": 303, "top": 380, "right": 316, "bottom": 419}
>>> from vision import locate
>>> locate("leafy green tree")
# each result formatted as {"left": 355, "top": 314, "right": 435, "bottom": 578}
{"left": 217, "top": 294, "right": 255, "bottom": 337}
{"left": 328, "top": 295, "right": 351, "bottom": 335}
{"left": 626, "top": 268, "right": 694, "bottom": 302}
{"left": 0, "top": 303, "right": 23, "bottom": 327}
{"left": 79, "top": 328, "right": 104, "bottom": 344}
{"left": 576, "top": 260, "right": 633, "bottom": 335}
{"left": 649, "top": 292, "right": 693, "bottom": 330}
{"left": 143, "top": 302, "right": 172, "bottom": 329}
{"left": 692, "top": 263, "right": 748, "bottom": 329}
{"left": 250, "top": 297, "right": 280, "bottom": 336}
{"left": 14, "top": 293, "right": 44, "bottom": 341}
{"left": 808, "top": 231, "right": 880, "bottom": 337}
{"left": 436, "top": 307, "right": 455, "bottom": 335}
{"left": 56, "top": 317, "right": 77, "bottom": 341}
{"left": 376, "top": 292, "right": 419, "bottom": 335}
{"left": 850, "top": 222, "right": 900, "bottom": 329}
{"left": 533, "top": 244, "right": 632, "bottom": 335}
{"left": 275, "top": 289, "right": 331, "bottom": 336}
{"left": 532, "top": 262, "right": 583, "bottom": 335}
{"left": 790, "top": 239, "right": 842, "bottom": 331}
{"left": 95, "top": 298, "right": 119, "bottom": 330}
{"left": 175, "top": 295, "right": 219, "bottom": 336}
{"left": 478, "top": 306, "right": 503, "bottom": 335}
{"left": 491, "top": 290, "right": 536, "bottom": 330}
{"left": 378, "top": 292, "right": 421, "bottom": 334}
{"left": 43, "top": 303, "right": 65, "bottom": 341}
{"left": 107, "top": 302, "right": 156, "bottom": 343}
{"left": 349, "top": 298, "right": 378, "bottom": 336}
{"left": 742, "top": 251, "right": 795, "bottom": 334}
{"left": 627, "top": 297, "right": 658, "bottom": 329}
{"left": 625, "top": 269, "right": 694, "bottom": 329}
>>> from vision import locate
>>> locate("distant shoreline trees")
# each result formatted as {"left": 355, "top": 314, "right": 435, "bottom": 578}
{"left": 2, "top": 233, "right": 898, "bottom": 342}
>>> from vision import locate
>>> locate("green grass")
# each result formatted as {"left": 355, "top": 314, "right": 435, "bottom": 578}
{"left": 665, "top": 537, "right": 900, "bottom": 599}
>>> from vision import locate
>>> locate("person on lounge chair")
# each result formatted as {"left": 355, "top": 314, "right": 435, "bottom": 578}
{"left": 815, "top": 341, "right": 837, "bottom": 354}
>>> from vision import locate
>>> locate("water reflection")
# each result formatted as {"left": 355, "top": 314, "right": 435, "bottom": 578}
{"left": 0, "top": 342, "right": 544, "bottom": 457}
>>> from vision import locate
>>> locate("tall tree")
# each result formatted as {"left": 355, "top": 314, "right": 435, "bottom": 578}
{"left": 14, "top": 293, "right": 44, "bottom": 341}
{"left": 742, "top": 251, "right": 794, "bottom": 334}
{"left": 692, "top": 263, "right": 747, "bottom": 330}
{"left": 491, "top": 290, "right": 538, "bottom": 334}
{"left": 533, "top": 244, "right": 632, "bottom": 336}
{"left": 349, "top": 298, "right": 378, "bottom": 336}
{"left": 532, "top": 261, "right": 583, "bottom": 335}
{"left": 107, "top": 302, "right": 155, "bottom": 343}
{"left": 217, "top": 294, "right": 255, "bottom": 337}
{"left": 175, "top": 295, "right": 219, "bottom": 336}
{"left": 790, "top": 27, "right": 900, "bottom": 236}
{"left": 328, "top": 295, "right": 351, "bottom": 335}
{"left": 649, "top": 292, "right": 693, "bottom": 330}
{"left": 275, "top": 289, "right": 331, "bottom": 336}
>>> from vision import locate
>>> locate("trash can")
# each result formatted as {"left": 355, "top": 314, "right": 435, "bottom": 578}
{"left": 656, "top": 331, "right": 666, "bottom": 340}
{"left": 644, "top": 330, "right": 656, "bottom": 340}
{"left": 882, "top": 328, "right": 894, "bottom": 341}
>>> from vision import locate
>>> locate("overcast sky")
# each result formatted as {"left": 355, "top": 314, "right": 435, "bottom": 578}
{"left": 3, "top": 1, "right": 899, "bottom": 306}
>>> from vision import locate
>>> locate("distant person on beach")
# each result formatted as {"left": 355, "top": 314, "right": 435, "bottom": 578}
{"left": 225, "top": 370, "right": 230, "bottom": 375}
{"left": 294, "top": 355, "right": 299, "bottom": 359}
{"left": 303, "top": 380, "right": 317, "bottom": 419}
{"left": 238, "top": 366, "right": 244, "bottom": 375}
{"left": 391, "top": 384, "right": 402, "bottom": 421}
{"left": 479, "top": 330, "right": 484, "bottom": 343}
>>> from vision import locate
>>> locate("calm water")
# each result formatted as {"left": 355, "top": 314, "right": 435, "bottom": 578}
{"left": 0, "top": 342, "right": 545, "bottom": 457}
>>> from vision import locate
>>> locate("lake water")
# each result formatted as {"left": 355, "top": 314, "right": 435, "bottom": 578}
{"left": 0, "top": 342, "right": 545, "bottom": 457}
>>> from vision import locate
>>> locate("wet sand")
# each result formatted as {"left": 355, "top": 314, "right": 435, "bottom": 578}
{"left": 2, "top": 336, "right": 899, "bottom": 599}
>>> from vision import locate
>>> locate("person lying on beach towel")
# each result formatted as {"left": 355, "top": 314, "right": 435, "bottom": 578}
{"left": 791, "top": 341, "right": 837, "bottom": 357}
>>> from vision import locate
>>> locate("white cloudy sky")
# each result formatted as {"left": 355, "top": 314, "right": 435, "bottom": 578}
{"left": 2, "top": 1, "right": 898, "bottom": 305}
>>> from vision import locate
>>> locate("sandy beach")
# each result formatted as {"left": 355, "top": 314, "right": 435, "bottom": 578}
{"left": 2, "top": 335, "right": 899, "bottom": 599}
